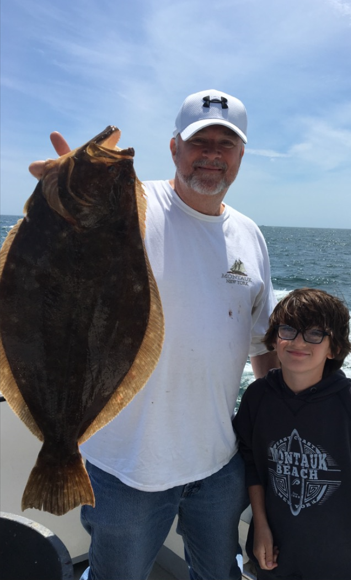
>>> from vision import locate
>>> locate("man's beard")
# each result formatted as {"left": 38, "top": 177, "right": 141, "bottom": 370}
{"left": 176, "top": 160, "right": 230, "bottom": 196}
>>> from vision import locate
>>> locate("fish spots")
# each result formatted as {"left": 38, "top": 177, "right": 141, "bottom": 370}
{"left": 10, "top": 314, "right": 20, "bottom": 324}
{"left": 229, "top": 310, "right": 233, "bottom": 318}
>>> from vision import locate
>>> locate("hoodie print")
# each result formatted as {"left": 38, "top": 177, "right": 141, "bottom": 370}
{"left": 268, "top": 427, "right": 341, "bottom": 516}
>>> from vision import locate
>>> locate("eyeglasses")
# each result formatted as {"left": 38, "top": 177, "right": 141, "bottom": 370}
{"left": 276, "top": 325, "right": 330, "bottom": 344}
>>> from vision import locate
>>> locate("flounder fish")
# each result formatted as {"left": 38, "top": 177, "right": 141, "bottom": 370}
{"left": 0, "top": 126, "right": 164, "bottom": 515}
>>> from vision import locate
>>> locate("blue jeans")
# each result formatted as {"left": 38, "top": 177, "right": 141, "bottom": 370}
{"left": 80, "top": 453, "right": 248, "bottom": 580}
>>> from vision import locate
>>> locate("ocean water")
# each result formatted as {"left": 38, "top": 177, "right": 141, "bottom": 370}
{"left": 1, "top": 216, "right": 351, "bottom": 398}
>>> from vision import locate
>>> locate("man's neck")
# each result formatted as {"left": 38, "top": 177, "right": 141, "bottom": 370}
{"left": 169, "top": 177, "right": 226, "bottom": 216}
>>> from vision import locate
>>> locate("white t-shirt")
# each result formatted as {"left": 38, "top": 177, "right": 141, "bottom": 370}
{"left": 81, "top": 180, "right": 276, "bottom": 491}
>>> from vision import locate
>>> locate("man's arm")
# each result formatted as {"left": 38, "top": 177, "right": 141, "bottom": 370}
{"left": 250, "top": 351, "right": 279, "bottom": 379}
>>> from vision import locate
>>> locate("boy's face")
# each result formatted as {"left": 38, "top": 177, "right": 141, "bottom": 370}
{"left": 273, "top": 326, "right": 333, "bottom": 390}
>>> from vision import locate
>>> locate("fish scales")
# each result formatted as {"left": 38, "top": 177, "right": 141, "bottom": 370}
{"left": 0, "top": 126, "right": 164, "bottom": 515}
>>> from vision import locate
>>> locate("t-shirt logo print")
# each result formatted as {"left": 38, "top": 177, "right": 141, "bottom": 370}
{"left": 227, "top": 259, "right": 247, "bottom": 276}
{"left": 221, "top": 258, "right": 251, "bottom": 286}
{"left": 268, "top": 429, "right": 341, "bottom": 516}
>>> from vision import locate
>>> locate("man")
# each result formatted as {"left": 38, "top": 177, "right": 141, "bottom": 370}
{"left": 30, "top": 89, "right": 278, "bottom": 580}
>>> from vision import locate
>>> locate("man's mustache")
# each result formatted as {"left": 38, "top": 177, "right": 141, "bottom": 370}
{"left": 192, "top": 160, "right": 227, "bottom": 170}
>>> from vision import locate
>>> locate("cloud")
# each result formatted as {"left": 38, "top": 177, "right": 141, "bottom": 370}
{"left": 246, "top": 149, "right": 290, "bottom": 159}
{"left": 245, "top": 106, "right": 351, "bottom": 172}
{"left": 326, "top": 0, "right": 351, "bottom": 21}
{"left": 289, "top": 120, "right": 351, "bottom": 171}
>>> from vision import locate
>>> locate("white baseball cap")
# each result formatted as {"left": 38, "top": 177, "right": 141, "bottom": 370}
{"left": 173, "top": 89, "right": 248, "bottom": 144}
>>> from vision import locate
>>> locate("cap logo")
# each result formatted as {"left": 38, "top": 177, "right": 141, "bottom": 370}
{"left": 202, "top": 96, "right": 228, "bottom": 109}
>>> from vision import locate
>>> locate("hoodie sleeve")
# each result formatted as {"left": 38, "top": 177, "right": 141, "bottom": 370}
{"left": 233, "top": 379, "right": 266, "bottom": 487}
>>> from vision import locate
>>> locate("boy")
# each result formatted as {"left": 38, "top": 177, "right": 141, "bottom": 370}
{"left": 234, "top": 288, "right": 351, "bottom": 580}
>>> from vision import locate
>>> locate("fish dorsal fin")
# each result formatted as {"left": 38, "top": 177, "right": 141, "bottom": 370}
{"left": 136, "top": 177, "right": 148, "bottom": 238}
{"left": 0, "top": 220, "right": 44, "bottom": 441}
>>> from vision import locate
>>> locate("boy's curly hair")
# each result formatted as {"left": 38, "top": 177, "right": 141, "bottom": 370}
{"left": 264, "top": 288, "right": 351, "bottom": 374}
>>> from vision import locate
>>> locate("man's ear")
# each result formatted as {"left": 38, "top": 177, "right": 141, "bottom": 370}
{"left": 170, "top": 137, "right": 177, "bottom": 160}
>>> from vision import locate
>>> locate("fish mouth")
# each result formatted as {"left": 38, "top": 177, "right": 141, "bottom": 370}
{"left": 83, "top": 127, "right": 135, "bottom": 163}
{"left": 87, "top": 126, "right": 135, "bottom": 159}
{"left": 92, "top": 125, "right": 121, "bottom": 149}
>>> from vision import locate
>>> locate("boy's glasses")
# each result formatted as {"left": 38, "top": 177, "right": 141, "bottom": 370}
{"left": 276, "top": 325, "right": 330, "bottom": 344}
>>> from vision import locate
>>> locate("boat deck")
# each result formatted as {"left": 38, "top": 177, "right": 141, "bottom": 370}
{"left": 73, "top": 559, "right": 179, "bottom": 580}
{"left": 73, "top": 559, "right": 257, "bottom": 580}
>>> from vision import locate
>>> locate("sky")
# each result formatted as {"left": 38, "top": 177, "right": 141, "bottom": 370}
{"left": 1, "top": 0, "right": 351, "bottom": 228}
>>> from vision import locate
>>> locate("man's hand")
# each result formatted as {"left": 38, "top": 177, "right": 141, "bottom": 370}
{"left": 28, "top": 132, "right": 71, "bottom": 179}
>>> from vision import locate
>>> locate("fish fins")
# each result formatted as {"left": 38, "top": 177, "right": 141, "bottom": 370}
{"left": 79, "top": 178, "right": 165, "bottom": 443}
{"left": 135, "top": 176, "right": 148, "bottom": 238}
{"left": 0, "top": 219, "right": 43, "bottom": 441}
{"left": 21, "top": 446, "right": 95, "bottom": 516}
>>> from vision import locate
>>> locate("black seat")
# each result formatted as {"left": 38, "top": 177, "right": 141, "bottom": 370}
{"left": 0, "top": 512, "right": 73, "bottom": 580}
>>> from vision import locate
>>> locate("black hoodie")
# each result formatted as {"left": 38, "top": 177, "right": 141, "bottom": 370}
{"left": 233, "top": 368, "right": 351, "bottom": 580}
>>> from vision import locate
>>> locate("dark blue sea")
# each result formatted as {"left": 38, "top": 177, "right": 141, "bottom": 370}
{"left": 1, "top": 216, "right": 350, "bottom": 397}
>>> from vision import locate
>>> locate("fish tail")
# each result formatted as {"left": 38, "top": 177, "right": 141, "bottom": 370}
{"left": 21, "top": 450, "right": 95, "bottom": 516}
